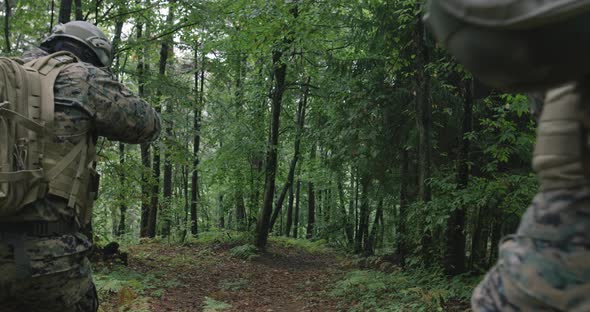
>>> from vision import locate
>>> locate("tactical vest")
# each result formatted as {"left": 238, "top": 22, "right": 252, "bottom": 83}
{"left": 0, "top": 52, "right": 96, "bottom": 229}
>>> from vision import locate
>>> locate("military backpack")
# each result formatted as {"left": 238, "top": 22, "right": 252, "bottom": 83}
{"left": 0, "top": 51, "right": 92, "bottom": 222}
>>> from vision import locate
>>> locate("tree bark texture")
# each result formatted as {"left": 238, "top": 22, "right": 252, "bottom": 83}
{"left": 191, "top": 43, "right": 203, "bottom": 237}
{"left": 306, "top": 144, "right": 317, "bottom": 240}
{"left": 445, "top": 79, "right": 472, "bottom": 275}
{"left": 4, "top": 0, "right": 10, "bottom": 53}
{"left": 59, "top": 0, "right": 73, "bottom": 23}
{"left": 398, "top": 149, "right": 409, "bottom": 266}
{"left": 293, "top": 179, "right": 301, "bottom": 238}
{"left": 74, "top": 0, "right": 83, "bottom": 20}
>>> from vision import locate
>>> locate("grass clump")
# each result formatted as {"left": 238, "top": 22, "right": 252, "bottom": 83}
{"left": 203, "top": 297, "right": 232, "bottom": 311}
{"left": 331, "top": 269, "right": 478, "bottom": 311}
{"left": 229, "top": 244, "right": 259, "bottom": 260}
{"left": 270, "top": 236, "right": 332, "bottom": 254}
{"left": 220, "top": 278, "right": 249, "bottom": 291}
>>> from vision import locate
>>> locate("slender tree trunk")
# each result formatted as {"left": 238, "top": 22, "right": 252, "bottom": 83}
{"left": 117, "top": 143, "right": 126, "bottom": 235}
{"left": 398, "top": 149, "right": 409, "bottom": 266}
{"left": 414, "top": 11, "right": 433, "bottom": 262}
{"left": 306, "top": 143, "right": 316, "bottom": 239}
{"left": 4, "top": 0, "right": 10, "bottom": 53}
{"left": 293, "top": 179, "right": 301, "bottom": 238}
{"left": 269, "top": 77, "right": 309, "bottom": 231}
{"left": 285, "top": 183, "right": 294, "bottom": 236}
{"left": 254, "top": 7, "right": 299, "bottom": 249}
{"left": 338, "top": 175, "right": 353, "bottom": 245}
{"left": 355, "top": 175, "right": 370, "bottom": 254}
{"left": 218, "top": 195, "right": 225, "bottom": 228}
{"left": 74, "top": 0, "right": 83, "bottom": 20}
{"left": 191, "top": 43, "right": 202, "bottom": 237}
{"left": 445, "top": 79, "right": 472, "bottom": 275}
{"left": 50, "top": 0, "right": 56, "bottom": 33}
{"left": 236, "top": 191, "right": 246, "bottom": 231}
{"left": 136, "top": 20, "right": 154, "bottom": 238}
{"left": 365, "top": 196, "right": 383, "bottom": 256}
{"left": 59, "top": 0, "right": 73, "bottom": 23}
{"left": 161, "top": 0, "right": 175, "bottom": 238}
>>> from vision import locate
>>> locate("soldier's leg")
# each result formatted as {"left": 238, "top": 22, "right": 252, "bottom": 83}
{"left": 0, "top": 256, "right": 96, "bottom": 312}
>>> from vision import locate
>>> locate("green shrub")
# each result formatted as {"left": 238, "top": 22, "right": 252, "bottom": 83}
{"left": 270, "top": 236, "right": 332, "bottom": 254}
{"left": 331, "top": 269, "right": 478, "bottom": 311}
{"left": 229, "top": 244, "right": 259, "bottom": 260}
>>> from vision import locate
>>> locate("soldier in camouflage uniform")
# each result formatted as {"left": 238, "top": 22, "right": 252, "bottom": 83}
{"left": 0, "top": 21, "right": 160, "bottom": 312}
{"left": 425, "top": 1, "right": 590, "bottom": 311}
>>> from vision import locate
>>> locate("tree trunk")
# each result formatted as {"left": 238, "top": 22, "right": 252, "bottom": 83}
{"left": 398, "top": 149, "right": 409, "bottom": 266}
{"left": 306, "top": 143, "right": 317, "bottom": 240}
{"left": 338, "top": 175, "right": 353, "bottom": 245}
{"left": 285, "top": 183, "right": 294, "bottom": 236}
{"left": 117, "top": 143, "right": 126, "bottom": 236}
{"left": 59, "top": 0, "right": 73, "bottom": 23}
{"left": 191, "top": 43, "right": 203, "bottom": 237}
{"left": 74, "top": 0, "right": 83, "bottom": 20}
{"left": 445, "top": 79, "right": 472, "bottom": 275}
{"left": 236, "top": 191, "right": 246, "bottom": 231}
{"left": 254, "top": 29, "right": 295, "bottom": 248}
{"left": 269, "top": 77, "right": 309, "bottom": 231}
{"left": 293, "top": 179, "right": 301, "bottom": 238}
{"left": 4, "top": 0, "right": 10, "bottom": 53}
{"left": 50, "top": 0, "right": 55, "bottom": 32}
{"left": 133, "top": 1, "right": 151, "bottom": 238}
{"left": 365, "top": 196, "right": 383, "bottom": 256}
{"left": 218, "top": 195, "right": 225, "bottom": 228}
{"left": 414, "top": 11, "right": 433, "bottom": 262}
{"left": 355, "top": 175, "right": 370, "bottom": 254}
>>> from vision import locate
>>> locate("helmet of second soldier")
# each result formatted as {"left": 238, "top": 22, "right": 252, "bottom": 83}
{"left": 42, "top": 21, "right": 113, "bottom": 68}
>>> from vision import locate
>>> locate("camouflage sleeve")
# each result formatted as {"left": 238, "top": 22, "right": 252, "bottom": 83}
{"left": 83, "top": 66, "right": 161, "bottom": 143}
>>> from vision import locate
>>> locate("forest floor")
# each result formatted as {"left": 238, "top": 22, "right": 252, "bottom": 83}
{"left": 94, "top": 234, "right": 474, "bottom": 312}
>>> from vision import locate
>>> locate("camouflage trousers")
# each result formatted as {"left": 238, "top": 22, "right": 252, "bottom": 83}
{"left": 0, "top": 233, "right": 98, "bottom": 312}
{"left": 472, "top": 187, "right": 590, "bottom": 312}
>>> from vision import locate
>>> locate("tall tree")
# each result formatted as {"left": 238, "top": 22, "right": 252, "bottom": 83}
{"left": 445, "top": 79, "right": 473, "bottom": 275}
{"left": 161, "top": 0, "right": 176, "bottom": 237}
{"left": 59, "top": 0, "right": 73, "bottom": 23}
{"left": 190, "top": 42, "right": 203, "bottom": 237}
{"left": 254, "top": 3, "right": 299, "bottom": 249}
{"left": 3, "top": 0, "right": 11, "bottom": 53}
{"left": 270, "top": 77, "right": 309, "bottom": 231}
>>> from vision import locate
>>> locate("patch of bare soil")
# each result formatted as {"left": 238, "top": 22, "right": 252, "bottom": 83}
{"left": 125, "top": 242, "right": 345, "bottom": 312}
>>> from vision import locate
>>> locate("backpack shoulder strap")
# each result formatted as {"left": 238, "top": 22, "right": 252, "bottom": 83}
{"left": 24, "top": 51, "right": 79, "bottom": 126}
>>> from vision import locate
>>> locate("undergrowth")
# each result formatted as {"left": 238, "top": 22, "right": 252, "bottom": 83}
{"left": 94, "top": 265, "right": 180, "bottom": 312}
{"left": 270, "top": 236, "right": 332, "bottom": 254}
{"left": 331, "top": 269, "right": 478, "bottom": 312}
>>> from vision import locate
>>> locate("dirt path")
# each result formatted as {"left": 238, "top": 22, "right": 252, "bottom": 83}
{"left": 106, "top": 241, "right": 346, "bottom": 312}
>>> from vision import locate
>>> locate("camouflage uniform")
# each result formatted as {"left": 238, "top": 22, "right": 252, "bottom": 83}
{"left": 0, "top": 48, "right": 160, "bottom": 312}
{"left": 472, "top": 81, "right": 590, "bottom": 311}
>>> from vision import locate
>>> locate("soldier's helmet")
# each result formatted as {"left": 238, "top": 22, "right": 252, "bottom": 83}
{"left": 425, "top": 0, "right": 590, "bottom": 91}
{"left": 41, "top": 21, "right": 113, "bottom": 68}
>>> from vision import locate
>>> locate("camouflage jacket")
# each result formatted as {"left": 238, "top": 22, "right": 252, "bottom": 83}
{"left": 13, "top": 48, "right": 161, "bottom": 224}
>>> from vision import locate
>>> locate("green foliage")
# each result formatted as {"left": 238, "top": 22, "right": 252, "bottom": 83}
{"left": 331, "top": 270, "right": 478, "bottom": 312}
{"left": 203, "top": 297, "right": 232, "bottom": 312}
{"left": 94, "top": 265, "right": 180, "bottom": 311}
{"left": 229, "top": 244, "right": 259, "bottom": 260}
{"left": 220, "top": 278, "right": 250, "bottom": 291}
{"left": 189, "top": 231, "right": 253, "bottom": 246}
{"left": 270, "top": 236, "right": 332, "bottom": 254}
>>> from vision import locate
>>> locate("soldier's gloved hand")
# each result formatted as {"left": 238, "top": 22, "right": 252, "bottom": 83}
{"left": 533, "top": 79, "right": 590, "bottom": 191}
